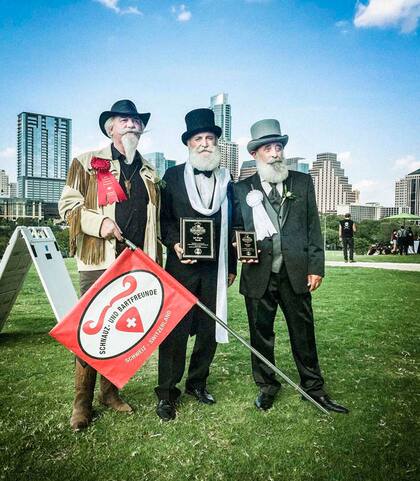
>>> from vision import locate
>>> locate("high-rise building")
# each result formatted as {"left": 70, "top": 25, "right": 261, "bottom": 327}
{"left": 143, "top": 152, "right": 166, "bottom": 179}
{"left": 143, "top": 152, "right": 177, "bottom": 179}
{"left": 166, "top": 159, "right": 176, "bottom": 170}
{"left": 407, "top": 169, "right": 420, "bottom": 215}
{"left": 219, "top": 140, "right": 239, "bottom": 181}
{"left": 9, "top": 182, "right": 17, "bottom": 198}
{"left": 285, "top": 157, "right": 299, "bottom": 171}
{"left": 286, "top": 157, "right": 309, "bottom": 174}
{"left": 17, "top": 112, "right": 71, "bottom": 202}
{"left": 239, "top": 160, "right": 257, "bottom": 181}
{"left": 310, "top": 152, "right": 357, "bottom": 214}
{"left": 0, "top": 169, "right": 9, "bottom": 197}
{"left": 297, "top": 162, "right": 309, "bottom": 174}
{"left": 395, "top": 178, "right": 408, "bottom": 207}
{"left": 210, "top": 93, "right": 239, "bottom": 181}
{"left": 210, "top": 93, "right": 231, "bottom": 141}
{"left": 395, "top": 169, "right": 420, "bottom": 215}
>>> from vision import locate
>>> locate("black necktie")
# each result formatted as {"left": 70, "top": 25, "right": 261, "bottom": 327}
{"left": 194, "top": 168, "right": 213, "bottom": 178}
{"left": 268, "top": 183, "right": 282, "bottom": 213}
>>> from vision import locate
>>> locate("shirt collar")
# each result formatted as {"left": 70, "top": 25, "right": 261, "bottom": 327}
{"left": 261, "top": 179, "right": 283, "bottom": 196}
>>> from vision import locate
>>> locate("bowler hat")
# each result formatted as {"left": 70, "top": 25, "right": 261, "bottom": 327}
{"left": 181, "top": 108, "right": 222, "bottom": 145}
{"left": 99, "top": 99, "right": 151, "bottom": 138}
{"left": 247, "top": 119, "right": 288, "bottom": 154}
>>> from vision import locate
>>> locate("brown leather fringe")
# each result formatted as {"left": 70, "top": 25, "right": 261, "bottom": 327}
{"left": 66, "top": 206, "right": 82, "bottom": 257}
{"left": 85, "top": 173, "right": 98, "bottom": 210}
{"left": 65, "top": 157, "right": 105, "bottom": 265}
{"left": 79, "top": 235, "right": 106, "bottom": 265}
{"left": 67, "top": 158, "right": 89, "bottom": 195}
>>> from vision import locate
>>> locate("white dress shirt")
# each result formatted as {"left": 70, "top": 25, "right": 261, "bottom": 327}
{"left": 194, "top": 172, "right": 215, "bottom": 209}
{"left": 261, "top": 180, "right": 283, "bottom": 198}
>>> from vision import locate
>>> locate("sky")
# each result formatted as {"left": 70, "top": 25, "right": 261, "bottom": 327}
{"left": 0, "top": 0, "right": 419, "bottom": 205}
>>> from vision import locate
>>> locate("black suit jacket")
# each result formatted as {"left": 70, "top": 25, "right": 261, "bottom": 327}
{"left": 232, "top": 171, "right": 324, "bottom": 298}
{"left": 160, "top": 164, "right": 237, "bottom": 287}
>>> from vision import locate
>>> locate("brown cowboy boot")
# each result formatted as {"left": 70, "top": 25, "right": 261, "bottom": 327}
{"left": 98, "top": 376, "right": 133, "bottom": 413}
{"left": 70, "top": 359, "right": 97, "bottom": 431}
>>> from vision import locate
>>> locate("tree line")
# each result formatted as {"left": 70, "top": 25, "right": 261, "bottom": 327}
{"left": 0, "top": 215, "right": 419, "bottom": 259}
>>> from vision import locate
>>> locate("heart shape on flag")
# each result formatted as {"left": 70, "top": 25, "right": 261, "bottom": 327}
{"left": 115, "top": 307, "right": 144, "bottom": 333}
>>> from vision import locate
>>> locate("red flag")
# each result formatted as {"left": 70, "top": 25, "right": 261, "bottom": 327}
{"left": 50, "top": 248, "right": 198, "bottom": 388}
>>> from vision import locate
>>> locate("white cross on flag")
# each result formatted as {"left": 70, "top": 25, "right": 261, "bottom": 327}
{"left": 50, "top": 248, "right": 198, "bottom": 388}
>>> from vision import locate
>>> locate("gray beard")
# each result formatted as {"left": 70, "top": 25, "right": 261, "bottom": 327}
{"left": 121, "top": 133, "right": 140, "bottom": 164}
{"left": 188, "top": 147, "right": 221, "bottom": 171}
{"left": 256, "top": 158, "right": 289, "bottom": 184}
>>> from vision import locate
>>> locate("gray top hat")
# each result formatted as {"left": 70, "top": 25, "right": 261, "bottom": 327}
{"left": 247, "top": 119, "right": 289, "bottom": 154}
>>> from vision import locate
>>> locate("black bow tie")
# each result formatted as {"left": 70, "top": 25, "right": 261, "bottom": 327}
{"left": 194, "top": 168, "right": 213, "bottom": 178}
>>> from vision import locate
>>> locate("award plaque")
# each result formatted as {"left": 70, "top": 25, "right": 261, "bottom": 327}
{"left": 180, "top": 218, "right": 215, "bottom": 260}
{"left": 235, "top": 231, "right": 258, "bottom": 261}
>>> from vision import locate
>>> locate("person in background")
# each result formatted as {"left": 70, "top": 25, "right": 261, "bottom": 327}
{"left": 339, "top": 213, "right": 356, "bottom": 262}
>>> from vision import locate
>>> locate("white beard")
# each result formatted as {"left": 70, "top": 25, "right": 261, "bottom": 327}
{"left": 256, "top": 158, "right": 289, "bottom": 184}
{"left": 188, "top": 146, "right": 221, "bottom": 171}
{"left": 121, "top": 132, "right": 140, "bottom": 164}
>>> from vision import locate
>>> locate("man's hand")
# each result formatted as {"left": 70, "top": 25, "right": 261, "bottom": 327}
{"left": 100, "top": 218, "right": 123, "bottom": 242}
{"left": 174, "top": 243, "right": 197, "bottom": 264}
{"left": 307, "top": 274, "right": 323, "bottom": 292}
{"left": 228, "top": 273, "right": 236, "bottom": 287}
{"left": 232, "top": 242, "right": 259, "bottom": 263}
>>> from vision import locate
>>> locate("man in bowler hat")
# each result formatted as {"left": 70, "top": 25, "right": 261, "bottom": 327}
{"left": 59, "top": 99, "right": 161, "bottom": 430}
{"left": 155, "top": 108, "right": 237, "bottom": 420}
{"left": 232, "top": 119, "right": 348, "bottom": 413}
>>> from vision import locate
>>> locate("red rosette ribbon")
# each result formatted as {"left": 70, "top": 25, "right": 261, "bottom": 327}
{"left": 91, "top": 157, "right": 127, "bottom": 206}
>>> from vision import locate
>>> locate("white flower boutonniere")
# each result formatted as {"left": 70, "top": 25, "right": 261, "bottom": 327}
{"left": 280, "top": 185, "right": 297, "bottom": 207}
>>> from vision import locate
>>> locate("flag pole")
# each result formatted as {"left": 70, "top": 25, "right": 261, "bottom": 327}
{"left": 196, "top": 300, "right": 330, "bottom": 415}
{"left": 123, "top": 238, "right": 329, "bottom": 415}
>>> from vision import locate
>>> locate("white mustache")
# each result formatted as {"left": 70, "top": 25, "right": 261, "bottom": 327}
{"left": 196, "top": 146, "right": 215, "bottom": 153}
{"left": 118, "top": 127, "right": 142, "bottom": 136}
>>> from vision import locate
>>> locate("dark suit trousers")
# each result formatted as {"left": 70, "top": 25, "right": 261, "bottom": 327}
{"left": 155, "top": 275, "right": 218, "bottom": 401}
{"left": 342, "top": 237, "right": 354, "bottom": 261}
{"left": 245, "top": 266, "right": 325, "bottom": 397}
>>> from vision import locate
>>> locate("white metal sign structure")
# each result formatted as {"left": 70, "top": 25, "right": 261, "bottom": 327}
{"left": 0, "top": 226, "right": 78, "bottom": 332}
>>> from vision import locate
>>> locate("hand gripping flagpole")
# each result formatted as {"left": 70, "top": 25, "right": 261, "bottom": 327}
{"left": 123, "top": 238, "right": 329, "bottom": 415}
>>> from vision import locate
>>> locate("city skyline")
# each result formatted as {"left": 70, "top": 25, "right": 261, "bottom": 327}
{"left": 0, "top": 1, "right": 419, "bottom": 206}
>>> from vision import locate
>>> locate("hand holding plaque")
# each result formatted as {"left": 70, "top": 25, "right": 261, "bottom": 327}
{"left": 180, "top": 218, "right": 215, "bottom": 260}
{"left": 235, "top": 231, "right": 258, "bottom": 262}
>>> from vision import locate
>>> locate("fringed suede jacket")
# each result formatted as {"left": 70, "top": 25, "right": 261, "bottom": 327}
{"left": 59, "top": 145, "right": 161, "bottom": 271}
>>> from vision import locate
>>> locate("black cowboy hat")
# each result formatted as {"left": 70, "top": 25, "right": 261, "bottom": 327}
{"left": 99, "top": 99, "right": 151, "bottom": 137}
{"left": 181, "top": 108, "right": 222, "bottom": 145}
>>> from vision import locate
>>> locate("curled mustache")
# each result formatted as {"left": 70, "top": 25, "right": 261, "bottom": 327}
{"left": 117, "top": 127, "right": 142, "bottom": 137}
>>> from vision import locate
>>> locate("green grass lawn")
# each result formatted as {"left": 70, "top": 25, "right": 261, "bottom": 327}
{"left": 326, "top": 250, "right": 420, "bottom": 263}
{"left": 0, "top": 260, "right": 419, "bottom": 481}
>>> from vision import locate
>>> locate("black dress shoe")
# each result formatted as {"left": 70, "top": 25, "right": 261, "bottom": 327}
{"left": 255, "top": 392, "right": 275, "bottom": 411}
{"left": 302, "top": 394, "right": 349, "bottom": 414}
{"left": 185, "top": 387, "right": 216, "bottom": 404}
{"left": 156, "top": 400, "right": 176, "bottom": 421}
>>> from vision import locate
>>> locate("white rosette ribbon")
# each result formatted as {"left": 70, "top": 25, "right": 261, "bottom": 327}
{"left": 246, "top": 189, "right": 278, "bottom": 241}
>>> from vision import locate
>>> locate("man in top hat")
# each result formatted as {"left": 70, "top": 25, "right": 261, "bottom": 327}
{"left": 59, "top": 99, "right": 161, "bottom": 430}
{"left": 232, "top": 119, "right": 348, "bottom": 413}
{"left": 155, "top": 108, "right": 237, "bottom": 420}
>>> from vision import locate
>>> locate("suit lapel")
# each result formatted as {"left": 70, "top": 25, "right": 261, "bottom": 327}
{"left": 248, "top": 172, "right": 264, "bottom": 195}
{"left": 280, "top": 173, "right": 293, "bottom": 228}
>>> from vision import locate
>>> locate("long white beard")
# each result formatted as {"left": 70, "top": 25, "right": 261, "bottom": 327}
{"left": 188, "top": 146, "right": 221, "bottom": 171}
{"left": 256, "top": 158, "right": 289, "bottom": 184}
{"left": 121, "top": 132, "right": 140, "bottom": 164}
